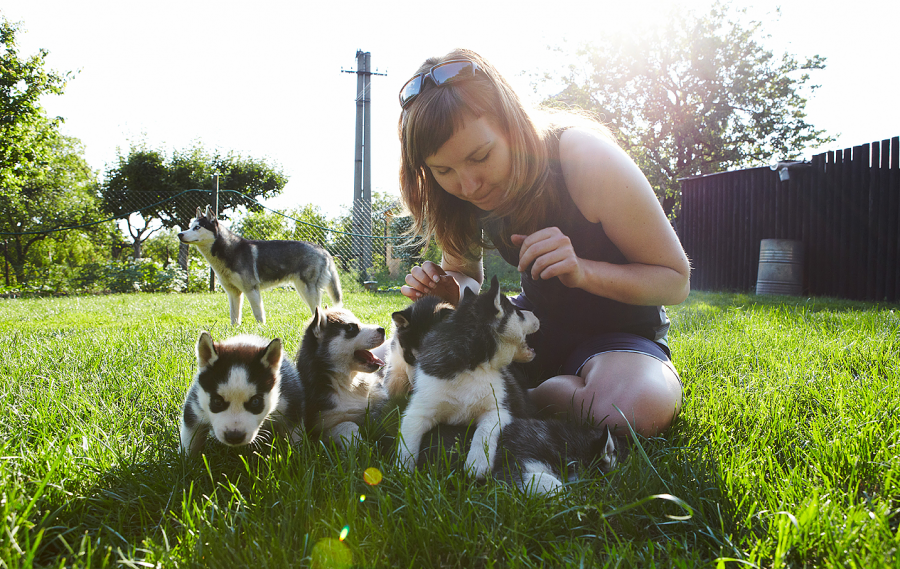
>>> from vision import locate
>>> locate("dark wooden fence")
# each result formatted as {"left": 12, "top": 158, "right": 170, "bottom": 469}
{"left": 678, "top": 137, "right": 900, "bottom": 302}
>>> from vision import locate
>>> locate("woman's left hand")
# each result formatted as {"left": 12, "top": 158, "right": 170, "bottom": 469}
{"left": 512, "top": 227, "right": 585, "bottom": 289}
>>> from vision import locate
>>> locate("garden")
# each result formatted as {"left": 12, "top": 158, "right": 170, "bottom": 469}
{"left": 1, "top": 285, "right": 897, "bottom": 567}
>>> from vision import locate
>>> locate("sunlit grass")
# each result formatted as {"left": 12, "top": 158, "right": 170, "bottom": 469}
{"left": 0, "top": 288, "right": 898, "bottom": 567}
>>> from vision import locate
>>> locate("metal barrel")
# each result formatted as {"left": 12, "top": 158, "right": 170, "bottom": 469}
{"left": 756, "top": 239, "right": 804, "bottom": 296}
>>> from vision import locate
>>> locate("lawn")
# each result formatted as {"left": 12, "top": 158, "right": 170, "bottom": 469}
{"left": 0, "top": 288, "right": 898, "bottom": 568}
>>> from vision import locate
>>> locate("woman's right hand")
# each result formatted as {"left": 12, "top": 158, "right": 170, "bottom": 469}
{"left": 401, "top": 261, "right": 460, "bottom": 304}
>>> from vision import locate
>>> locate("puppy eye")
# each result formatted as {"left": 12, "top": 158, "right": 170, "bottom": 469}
{"left": 209, "top": 395, "right": 228, "bottom": 413}
{"left": 346, "top": 323, "right": 360, "bottom": 335}
{"left": 245, "top": 395, "right": 265, "bottom": 414}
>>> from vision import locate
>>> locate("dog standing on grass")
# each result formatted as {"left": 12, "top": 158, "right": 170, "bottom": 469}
{"left": 178, "top": 206, "right": 342, "bottom": 325}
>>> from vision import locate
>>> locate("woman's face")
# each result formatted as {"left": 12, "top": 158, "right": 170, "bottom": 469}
{"left": 424, "top": 115, "right": 512, "bottom": 211}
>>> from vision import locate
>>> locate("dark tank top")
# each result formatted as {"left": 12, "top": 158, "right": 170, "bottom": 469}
{"left": 481, "top": 154, "right": 670, "bottom": 347}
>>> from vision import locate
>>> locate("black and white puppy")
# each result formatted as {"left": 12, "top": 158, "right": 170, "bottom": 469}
{"left": 396, "top": 276, "right": 539, "bottom": 479}
{"left": 296, "top": 307, "right": 387, "bottom": 447}
{"left": 180, "top": 332, "right": 306, "bottom": 455}
{"left": 493, "top": 418, "right": 627, "bottom": 494}
{"left": 382, "top": 295, "right": 455, "bottom": 399}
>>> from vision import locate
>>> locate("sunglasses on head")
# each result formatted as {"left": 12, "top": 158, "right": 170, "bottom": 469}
{"left": 398, "top": 60, "right": 480, "bottom": 109}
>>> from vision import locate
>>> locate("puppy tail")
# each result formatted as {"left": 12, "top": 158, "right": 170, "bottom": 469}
{"left": 326, "top": 254, "right": 343, "bottom": 307}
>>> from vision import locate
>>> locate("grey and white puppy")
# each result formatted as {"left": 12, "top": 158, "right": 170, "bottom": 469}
{"left": 296, "top": 306, "right": 387, "bottom": 448}
{"left": 177, "top": 206, "right": 342, "bottom": 325}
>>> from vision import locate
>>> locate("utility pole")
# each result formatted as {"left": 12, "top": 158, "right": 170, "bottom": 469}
{"left": 343, "top": 50, "right": 385, "bottom": 279}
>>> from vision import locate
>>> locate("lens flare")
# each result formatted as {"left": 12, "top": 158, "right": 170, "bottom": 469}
{"left": 359, "top": 494, "right": 366, "bottom": 502}
{"left": 311, "top": 538, "right": 352, "bottom": 569}
{"left": 339, "top": 525, "right": 350, "bottom": 541}
{"left": 363, "top": 467, "right": 383, "bottom": 486}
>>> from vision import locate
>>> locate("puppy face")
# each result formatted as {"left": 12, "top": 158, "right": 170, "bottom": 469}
{"left": 478, "top": 276, "right": 539, "bottom": 362}
{"left": 391, "top": 296, "right": 456, "bottom": 366}
{"left": 495, "top": 292, "right": 539, "bottom": 363}
{"left": 384, "top": 296, "right": 455, "bottom": 397}
{"left": 195, "top": 332, "right": 283, "bottom": 447}
{"left": 177, "top": 206, "right": 218, "bottom": 245}
{"left": 309, "top": 307, "right": 386, "bottom": 374}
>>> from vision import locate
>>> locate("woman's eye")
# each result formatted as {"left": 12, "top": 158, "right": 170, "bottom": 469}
{"left": 473, "top": 152, "right": 490, "bottom": 163}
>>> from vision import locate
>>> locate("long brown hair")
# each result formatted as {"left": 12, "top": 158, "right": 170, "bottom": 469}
{"left": 398, "top": 49, "right": 565, "bottom": 260}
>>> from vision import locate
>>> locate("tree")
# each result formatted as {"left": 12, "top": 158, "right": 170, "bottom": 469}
{"left": 0, "top": 119, "right": 101, "bottom": 285}
{"left": 289, "top": 204, "right": 330, "bottom": 246}
{"left": 0, "top": 16, "right": 106, "bottom": 286}
{"left": 543, "top": 2, "right": 833, "bottom": 217}
{"left": 100, "top": 142, "right": 288, "bottom": 274}
{"left": 0, "top": 16, "right": 71, "bottom": 198}
{"left": 101, "top": 145, "right": 169, "bottom": 259}
{"left": 232, "top": 208, "right": 291, "bottom": 241}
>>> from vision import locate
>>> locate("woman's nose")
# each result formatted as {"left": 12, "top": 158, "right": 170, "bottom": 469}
{"left": 458, "top": 170, "right": 480, "bottom": 197}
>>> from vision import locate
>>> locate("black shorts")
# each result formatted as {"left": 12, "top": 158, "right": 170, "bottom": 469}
{"left": 509, "top": 295, "right": 679, "bottom": 389}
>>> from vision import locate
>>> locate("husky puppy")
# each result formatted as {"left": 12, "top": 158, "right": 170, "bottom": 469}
{"left": 180, "top": 332, "right": 306, "bottom": 455}
{"left": 411, "top": 419, "right": 626, "bottom": 494}
{"left": 177, "top": 206, "right": 342, "bottom": 325}
{"left": 382, "top": 295, "right": 455, "bottom": 398}
{"left": 396, "top": 276, "right": 539, "bottom": 479}
{"left": 493, "top": 418, "right": 627, "bottom": 494}
{"left": 296, "top": 306, "right": 387, "bottom": 447}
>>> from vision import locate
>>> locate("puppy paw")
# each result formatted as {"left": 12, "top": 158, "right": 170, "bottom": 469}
{"left": 329, "top": 422, "right": 361, "bottom": 449}
{"left": 521, "top": 472, "right": 563, "bottom": 495}
{"left": 465, "top": 448, "right": 491, "bottom": 480}
{"left": 395, "top": 450, "right": 416, "bottom": 473}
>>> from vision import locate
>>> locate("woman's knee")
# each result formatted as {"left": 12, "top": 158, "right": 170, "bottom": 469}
{"left": 578, "top": 352, "right": 682, "bottom": 436}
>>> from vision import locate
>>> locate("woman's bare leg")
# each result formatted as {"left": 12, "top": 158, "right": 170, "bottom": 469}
{"left": 528, "top": 351, "right": 682, "bottom": 437}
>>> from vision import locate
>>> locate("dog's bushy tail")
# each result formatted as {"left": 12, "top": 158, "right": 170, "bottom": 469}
{"left": 326, "top": 254, "right": 343, "bottom": 307}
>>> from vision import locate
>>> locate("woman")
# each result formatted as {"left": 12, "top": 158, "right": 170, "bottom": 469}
{"left": 397, "top": 49, "right": 689, "bottom": 437}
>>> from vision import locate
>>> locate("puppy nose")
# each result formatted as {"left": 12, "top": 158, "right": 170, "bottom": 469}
{"left": 223, "top": 430, "right": 245, "bottom": 445}
{"left": 376, "top": 327, "right": 385, "bottom": 338}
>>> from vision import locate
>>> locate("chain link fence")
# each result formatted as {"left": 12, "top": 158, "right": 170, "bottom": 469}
{"left": 0, "top": 189, "right": 438, "bottom": 297}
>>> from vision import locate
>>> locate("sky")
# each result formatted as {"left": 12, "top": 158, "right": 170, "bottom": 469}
{"left": 4, "top": 0, "right": 899, "bottom": 219}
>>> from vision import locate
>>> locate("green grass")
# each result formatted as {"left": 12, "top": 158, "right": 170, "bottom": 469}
{"left": 0, "top": 288, "right": 898, "bottom": 567}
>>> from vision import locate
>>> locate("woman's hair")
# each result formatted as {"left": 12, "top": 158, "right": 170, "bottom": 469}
{"left": 398, "top": 48, "right": 569, "bottom": 260}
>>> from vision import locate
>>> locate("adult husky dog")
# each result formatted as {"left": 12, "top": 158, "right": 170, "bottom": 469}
{"left": 179, "top": 332, "right": 306, "bottom": 455}
{"left": 296, "top": 306, "right": 387, "bottom": 447}
{"left": 395, "top": 276, "right": 539, "bottom": 479}
{"left": 178, "top": 206, "right": 342, "bottom": 325}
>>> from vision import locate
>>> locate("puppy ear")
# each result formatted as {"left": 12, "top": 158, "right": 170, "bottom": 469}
{"left": 261, "top": 338, "right": 283, "bottom": 371}
{"left": 487, "top": 275, "right": 502, "bottom": 315}
{"left": 436, "top": 305, "right": 455, "bottom": 321}
{"left": 460, "top": 286, "right": 478, "bottom": 304}
{"left": 195, "top": 206, "right": 203, "bottom": 219}
{"left": 196, "top": 331, "right": 218, "bottom": 368}
{"left": 594, "top": 425, "right": 620, "bottom": 472}
{"left": 310, "top": 307, "right": 327, "bottom": 339}
{"left": 204, "top": 205, "right": 213, "bottom": 219}
{"left": 391, "top": 310, "right": 410, "bottom": 329}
